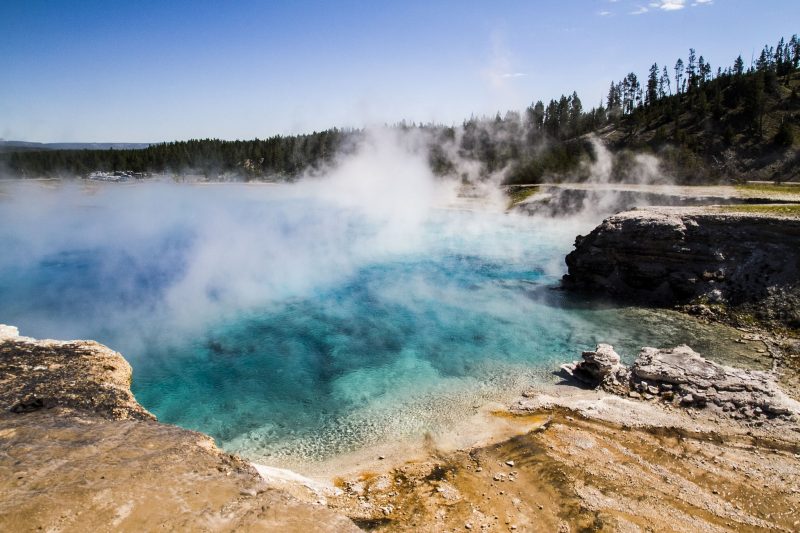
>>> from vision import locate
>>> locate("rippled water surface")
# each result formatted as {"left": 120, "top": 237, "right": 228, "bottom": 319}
{"left": 0, "top": 181, "right": 753, "bottom": 466}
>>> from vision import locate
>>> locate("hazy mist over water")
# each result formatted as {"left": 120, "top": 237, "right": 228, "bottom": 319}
{"left": 0, "top": 134, "right": 750, "bottom": 466}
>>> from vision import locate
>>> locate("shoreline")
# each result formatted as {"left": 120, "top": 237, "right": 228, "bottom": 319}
{"left": 314, "top": 362, "right": 800, "bottom": 531}
{"left": 2, "top": 320, "right": 799, "bottom": 531}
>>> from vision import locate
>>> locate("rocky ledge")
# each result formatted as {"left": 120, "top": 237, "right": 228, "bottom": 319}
{"left": 0, "top": 325, "right": 154, "bottom": 420}
{"left": 563, "top": 207, "right": 800, "bottom": 328}
{"left": 562, "top": 343, "right": 800, "bottom": 422}
{"left": 0, "top": 325, "right": 358, "bottom": 532}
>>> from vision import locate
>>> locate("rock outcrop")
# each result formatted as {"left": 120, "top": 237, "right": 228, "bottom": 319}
{"left": 0, "top": 325, "right": 359, "bottom": 532}
{"left": 0, "top": 326, "right": 154, "bottom": 420}
{"left": 560, "top": 343, "right": 629, "bottom": 394}
{"left": 563, "top": 207, "right": 800, "bottom": 328}
{"left": 562, "top": 343, "right": 800, "bottom": 422}
{"left": 631, "top": 345, "right": 799, "bottom": 418}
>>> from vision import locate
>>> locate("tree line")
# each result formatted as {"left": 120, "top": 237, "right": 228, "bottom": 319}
{"left": 3, "top": 33, "right": 798, "bottom": 184}
{"left": 2, "top": 129, "right": 354, "bottom": 180}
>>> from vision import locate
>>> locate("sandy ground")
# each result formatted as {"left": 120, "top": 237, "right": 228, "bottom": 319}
{"left": 297, "top": 385, "right": 800, "bottom": 532}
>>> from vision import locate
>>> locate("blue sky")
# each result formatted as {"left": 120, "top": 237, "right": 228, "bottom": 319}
{"left": 1, "top": 0, "right": 797, "bottom": 142}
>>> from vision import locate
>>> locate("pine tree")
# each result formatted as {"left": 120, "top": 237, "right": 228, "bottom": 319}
{"left": 674, "top": 58, "right": 684, "bottom": 94}
{"left": 790, "top": 35, "right": 800, "bottom": 69}
{"left": 698, "top": 56, "right": 711, "bottom": 86}
{"left": 686, "top": 48, "right": 697, "bottom": 91}
{"left": 733, "top": 55, "right": 744, "bottom": 76}
{"left": 569, "top": 92, "right": 583, "bottom": 136}
{"left": 646, "top": 63, "right": 659, "bottom": 106}
{"left": 659, "top": 66, "right": 671, "bottom": 97}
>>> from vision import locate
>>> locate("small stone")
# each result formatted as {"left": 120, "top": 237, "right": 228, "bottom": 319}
{"left": 378, "top": 455, "right": 385, "bottom": 460}
{"left": 628, "top": 391, "right": 642, "bottom": 399}
{"left": 505, "top": 460, "right": 515, "bottom": 467}
{"left": 465, "top": 523, "right": 472, "bottom": 530}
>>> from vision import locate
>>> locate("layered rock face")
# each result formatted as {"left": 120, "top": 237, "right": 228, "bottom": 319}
{"left": 0, "top": 326, "right": 358, "bottom": 532}
{"left": 563, "top": 343, "right": 800, "bottom": 421}
{"left": 563, "top": 208, "right": 800, "bottom": 328}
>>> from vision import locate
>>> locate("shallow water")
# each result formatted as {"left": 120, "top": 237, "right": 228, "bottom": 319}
{"left": 0, "top": 180, "right": 760, "bottom": 468}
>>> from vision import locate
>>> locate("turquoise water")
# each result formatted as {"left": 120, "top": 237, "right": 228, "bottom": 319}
{"left": 0, "top": 181, "right": 743, "bottom": 466}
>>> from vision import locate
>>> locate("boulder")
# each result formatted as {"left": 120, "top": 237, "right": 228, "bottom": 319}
{"left": 561, "top": 343, "right": 630, "bottom": 393}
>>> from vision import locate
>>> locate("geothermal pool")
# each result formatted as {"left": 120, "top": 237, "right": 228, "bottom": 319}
{"left": 0, "top": 180, "right": 750, "bottom": 468}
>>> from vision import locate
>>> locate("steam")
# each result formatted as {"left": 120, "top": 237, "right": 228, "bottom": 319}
{"left": 585, "top": 137, "right": 614, "bottom": 184}
{"left": 0, "top": 129, "right": 543, "bottom": 356}
{"left": 0, "top": 124, "right": 679, "bottom": 362}
{"left": 513, "top": 135, "right": 680, "bottom": 220}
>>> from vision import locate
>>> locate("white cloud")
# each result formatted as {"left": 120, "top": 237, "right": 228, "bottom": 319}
{"left": 650, "top": 0, "right": 686, "bottom": 10}
{"left": 500, "top": 72, "right": 526, "bottom": 79}
{"left": 598, "top": 10, "right": 612, "bottom": 16}
{"left": 630, "top": 6, "right": 649, "bottom": 15}
{"left": 692, "top": 0, "right": 713, "bottom": 5}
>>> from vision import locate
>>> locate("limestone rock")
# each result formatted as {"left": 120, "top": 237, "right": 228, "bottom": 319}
{"left": 0, "top": 328, "right": 153, "bottom": 420}
{"left": 0, "top": 324, "right": 19, "bottom": 340}
{"left": 561, "top": 343, "right": 630, "bottom": 393}
{"left": 564, "top": 341, "right": 800, "bottom": 422}
{"left": 630, "top": 345, "right": 800, "bottom": 419}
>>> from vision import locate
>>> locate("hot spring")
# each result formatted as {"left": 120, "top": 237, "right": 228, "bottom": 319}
{"left": 0, "top": 179, "right": 751, "bottom": 470}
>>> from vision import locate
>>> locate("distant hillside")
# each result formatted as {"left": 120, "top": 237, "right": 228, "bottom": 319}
{"left": 0, "top": 141, "right": 152, "bottom": 153}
